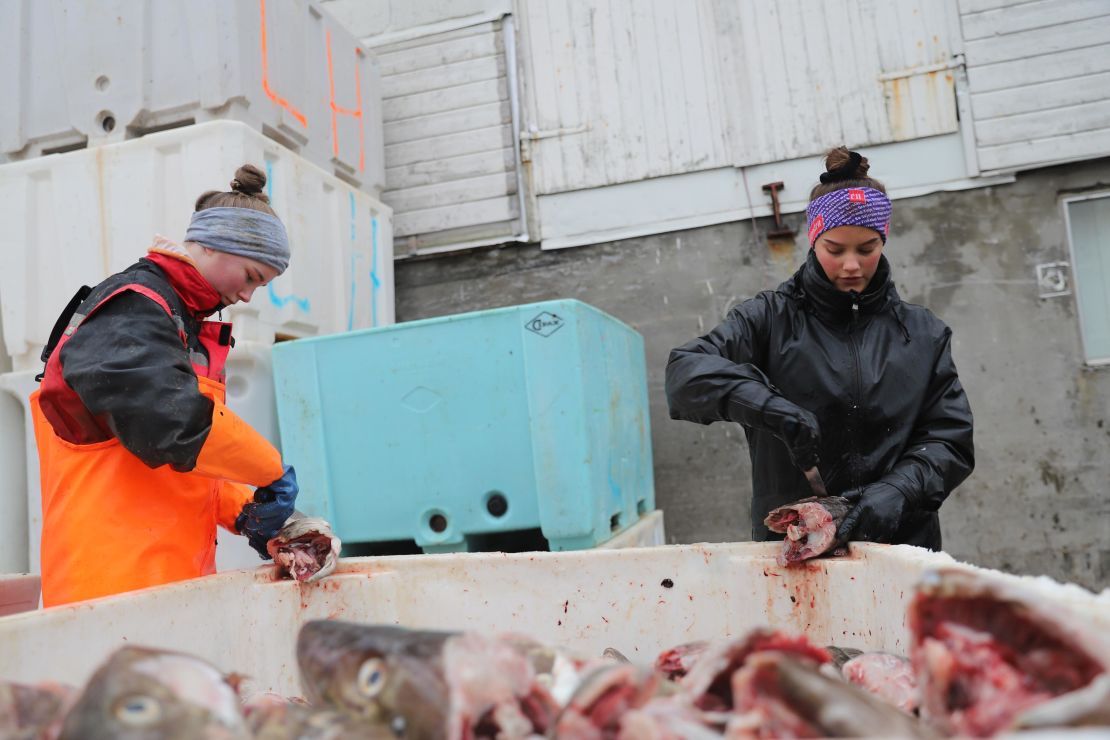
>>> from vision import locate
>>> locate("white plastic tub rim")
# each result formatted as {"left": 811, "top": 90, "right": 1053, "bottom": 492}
{"left": 1, "top": 542, "right": 1107, "bottom": 738}
{"left": 7, "top": 541, "right": 1109, "bottom": 699}
{"left": 0, "top": 574, "right": 40, "bottom": 617}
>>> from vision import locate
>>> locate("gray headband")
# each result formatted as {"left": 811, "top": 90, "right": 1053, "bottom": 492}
{"left": 184, "top": 207, "right": 290, "bottom": 273}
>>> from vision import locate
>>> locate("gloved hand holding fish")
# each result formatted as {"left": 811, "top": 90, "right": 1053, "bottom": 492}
{"left": 764, "top": 495, "right": 852, "bottom": 566}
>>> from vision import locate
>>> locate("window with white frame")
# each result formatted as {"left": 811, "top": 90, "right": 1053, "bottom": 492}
{"left": 1065, "top": 192, "right": 1110, "bottom": 365}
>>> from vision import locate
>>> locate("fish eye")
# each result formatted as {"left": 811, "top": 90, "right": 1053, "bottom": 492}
{"left": 391, "top": 714, "right": 407, "bottom": 736}
{"left": 113, "top": 694, "right": 163, "bottom": 726}
{"left": 356, "top": 658, "right": 387, "bottom": 698}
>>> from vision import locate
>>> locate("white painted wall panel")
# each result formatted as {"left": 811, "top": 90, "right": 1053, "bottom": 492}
{"left": 963, "top": 15, "right": 1110, "bottom": 66}
{"left": 517, "top": 0, "right": 733, "bottom": 196}
{"left": 966, "top": 44, "right": 1110, "bottom": 93}
{"left": 516, "top": 0, "right": 959, "bottom": 196}
{"left": 386, "top": 147, "right": 516, "bottom": 189}
{"left": 978, "top": 129, "right": 1110, "bottom": 174}
{"left": 376, "top": 19, "right": 524, "bottom": 253}
{"left": 960, "top": 0, "right": 1110, "bottom": 173}
{"left": 972, "top": 72, "right": 1110, "bottom": 119}
{"left": 323, "top": 0, "right": 510, "bottom": 43}
{"left": 378, "top": 27, "right": 502, "bottom": 74}
{"left": 960, "top": 0, "right": 1109, "bottom": 39}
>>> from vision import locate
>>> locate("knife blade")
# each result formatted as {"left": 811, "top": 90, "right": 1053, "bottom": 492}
{"left": 803, "top": 466, "right": 828, "bottom": 497}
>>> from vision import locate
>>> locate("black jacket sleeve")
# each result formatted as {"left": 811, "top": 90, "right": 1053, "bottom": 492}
{"left": 881, "top": 327, "right": 975, "bottom": 511}
{"left": 665, "top": 294, "right": 780, "bottom": 427}
{"left": 59, "top": 291, "right": 215, "bottom": 471}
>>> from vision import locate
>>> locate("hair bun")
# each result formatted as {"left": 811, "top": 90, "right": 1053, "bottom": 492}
{"left": 229, "top": 164, "right": 268, "bottom": 198}
{"left": 820, "top": 147, "right": 870, "bottom": 184}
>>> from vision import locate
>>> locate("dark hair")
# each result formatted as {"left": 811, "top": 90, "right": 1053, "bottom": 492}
{"left": 809, "top": 146, "right": 887, "bottom": 200}
{"left": 194, "top": 164, "right": 277, "bottom": 216}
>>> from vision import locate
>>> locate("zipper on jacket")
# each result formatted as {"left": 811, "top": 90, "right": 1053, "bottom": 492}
{"left": 848, "top": 295, "right": 863, "bottom": 489}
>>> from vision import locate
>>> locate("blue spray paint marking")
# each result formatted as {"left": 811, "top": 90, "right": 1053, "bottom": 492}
{"left": 263, "top": 159, "right": 311, "bottom": 313}
{"left": 347, "top": 193, "right": 357, "bottom": 331}
{"left": 370, "top": 216, "right": 381, "bottom": 327}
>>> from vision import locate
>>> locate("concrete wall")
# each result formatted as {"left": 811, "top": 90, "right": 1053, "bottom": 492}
{"left": 394, "top": 157, "right": 1110, "bottom": 592}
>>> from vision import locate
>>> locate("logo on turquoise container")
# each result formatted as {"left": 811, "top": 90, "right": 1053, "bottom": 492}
{"left": 524, "top": 312, "right": 565, "bottom": 338}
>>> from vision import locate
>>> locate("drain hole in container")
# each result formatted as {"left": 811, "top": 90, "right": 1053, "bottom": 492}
{"left": 610, "top": 513, "right": 622, "bottom": 531}
{"left": 429, "top": 513, "right": 448, "bottom": 533}
{"left": 486, "top": 492, "right": 508, "bottom": 518}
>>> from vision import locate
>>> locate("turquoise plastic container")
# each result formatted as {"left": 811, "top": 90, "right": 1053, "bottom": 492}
{"left": 272, "top": 300, "right": 654, "bottom": 552}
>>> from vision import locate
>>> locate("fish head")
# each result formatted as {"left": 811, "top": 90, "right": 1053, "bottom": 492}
{"left": 246, "top": 701, "right": 399, "bottom": 740}
{"left": 554, "top": 663, "right": 660, "bottom": 737}
{"left": 679, "top": 628, "right": 831, "bottom": 711}
{"left": 267, "top": 516, "right": 341, "bottom": 583}
{"left": 654, "top": 640, "right": 709, "bottom": 680}
{"left": 58, "top": 646, "right": 248, "bottom": 740}
{"left": 732, "top": 653, "right": 936, "bottom": 738}
{"left": 911, "top": 567, "right": 1110, "bottom": 736}
{"left": 0, "top": 680, "right": 76, "bottom": 737}
{"left": 296, "top": 621, "right": 452, "bottom": 735}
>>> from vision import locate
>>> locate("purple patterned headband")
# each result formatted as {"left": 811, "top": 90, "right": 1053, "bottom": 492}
{"left": 806, "top": 187, "right": 892, "bottom": 245}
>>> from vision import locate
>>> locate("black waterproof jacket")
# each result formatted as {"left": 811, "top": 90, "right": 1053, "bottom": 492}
{"left": 43, "top": 257, "right": 221, "bottom": 470}
{"left": 665, "top": 250, "right": 974, "bottom": 548}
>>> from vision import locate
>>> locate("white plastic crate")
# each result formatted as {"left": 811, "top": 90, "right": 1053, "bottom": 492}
{"left": 0, "top": 424, "right": 25, "bottom": 565}
{"left": 0, "top": 119, "right": 394, "bottom": 373}
{"left": 0, "top": 372, "right": 38, "bottom": 575}
{"left": 0, "top": 0, "right": 385, "bottom": 195}
{"left": 0, "top": 542, "right": 1106, "bottom": 699}
{"left": 0, "top": 574, "right": 39, "bottom": 617}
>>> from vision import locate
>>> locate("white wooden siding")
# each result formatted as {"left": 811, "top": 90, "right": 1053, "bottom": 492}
{"left": 960, "top": 0, "right": 1110, "bottom": 173}
{"left": 376, "top": 19, "right": 523, "bottom": 252}
{"left": 516, "top": 0, "right": 960, "bottom": 196}
{"left": 515, "top": 0, "right": 733, "bottom": 196}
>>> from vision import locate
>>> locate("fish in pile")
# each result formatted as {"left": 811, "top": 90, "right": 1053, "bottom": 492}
{"left": 653, "top": 640, "right": 709, "bottom": 680}
{"left": 0, "top": 680, "right": 75, "bottom": 739}
{"left": 822, "top": 645, "right": 862, "bottom": 673}
{"left": 911, "top": 567, "right": 1110, "bottom": 737}
{"left": 18, "top": 565, "right": 1110, "bottom": 739}
{"left": 678, "top": 629, "right": 833, "bottom": 713}
{"left": 552, "top": 663, "right": 662, "bottom": 738}
{"left": 57, "top": 645, "right": 250, "bottom": 739}
{"left": 840, "top": 652, "right": 918, "bottom": 714}
{"left": 296, "top": 621, "right": 561, "bottom": 740}
{"left": 725, "top": 652, "right": 937, "bottom": 739}
{"left": 763, "top": 496, "right": 851, "bottom": 566}
{"left": 246, "top": 701, "right": 396, "bottom": 740}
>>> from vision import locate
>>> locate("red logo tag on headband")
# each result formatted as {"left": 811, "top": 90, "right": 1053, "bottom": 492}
{"left": 808, "top": 215, "right": 825, "bottom": 243}
{"left": 848, "top": 189, "right": 866, "bottom": 203}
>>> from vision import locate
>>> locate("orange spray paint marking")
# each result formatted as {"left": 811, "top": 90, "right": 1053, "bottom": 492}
{"left": 326, "top": 30, "right": 365, "bottom": 171}
{"left": 259, "top": 0, "right": 307, "bottom": 128}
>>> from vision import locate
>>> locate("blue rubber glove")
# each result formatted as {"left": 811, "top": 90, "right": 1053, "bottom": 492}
{"left": 236, "top": 465, "right": 299, "bottom": 559}
{"left": 836, "top": 482, "right": 909, "bottom": 544}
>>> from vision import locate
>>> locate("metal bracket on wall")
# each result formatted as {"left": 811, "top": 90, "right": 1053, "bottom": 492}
{"left": 1036, "top": 262, "right": 1071, "bottom": 299}
{"left": 760, "top": 181, "right": 796, "bottom": 240}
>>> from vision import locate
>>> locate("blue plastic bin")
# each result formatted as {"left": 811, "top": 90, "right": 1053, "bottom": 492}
{"left": 272, "top": 300, "right": 655, "bottom": 552}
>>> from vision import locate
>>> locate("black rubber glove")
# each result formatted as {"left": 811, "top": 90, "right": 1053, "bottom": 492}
{"left": 235, "top": 465, "right": 299, "bottom": 559}
{"left": 836, "top": 482, "right": 909, "bottom": 544}
{"left": 761, "top": 396, "right": 821, "bottom": 470}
